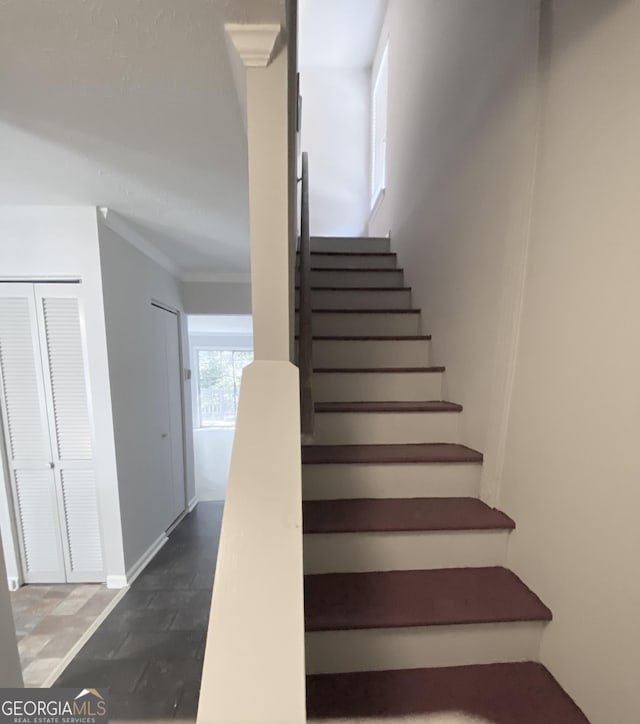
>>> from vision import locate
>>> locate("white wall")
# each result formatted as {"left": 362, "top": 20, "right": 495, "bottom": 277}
{"left": 300, "top": 68, "right": 370, "bottom": 236}
{"left": 368, "top": 0, "right": 640, "bottom": 721}
{"left": 500, "top": 3, "right": 640, "bottom": 722}
{"left": 181, "top": 281, "right": 252, "bottom": 315}
{"left": 189, "top": 329, "right": 253, "bottom": 502}
{"left": 0, "top": 207, "right": 127, "bottom": 588}
{"left": 368, "top": 0, "right": 541, "bottom": 497}
{"left": 98, "top": 217, "right": 196, "bottom": 575}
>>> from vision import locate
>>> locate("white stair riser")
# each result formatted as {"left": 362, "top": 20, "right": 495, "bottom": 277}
{"left": 311, "top": 237, "right": 390, "bottom": 254}
{"left": 297, "top": 270, "right": 404, "bottom": 288}
{"left": 313, "top": 411, "right": 460, "bottom": 445}
{"left": 296, "top": 289, "right": 412, "bottom": 310}
{"left": 303, "top": 463, "right": 481, "bottom": 500}
{"left": 305, "top": 621, "right": 544, "bottom": 674}
{"left": 296, "top": 313, "right": 421, "bottom": 336}
{"left": 303, "top": 530, "right": 510, "bottom": 574}
{"left": 311, "top": 340, "right": 431, "bottom": 369}
{"left": 313, "top": 372, "right": 443, "bottom": 402}
{"left": 303, "top": 254, "right": 397, "bottom": 270}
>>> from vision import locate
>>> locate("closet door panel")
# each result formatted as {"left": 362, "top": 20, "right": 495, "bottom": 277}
{"left": 0, "top": 287, "right": 66, "bottom": 583}
{"left": 14, "top": 469, "right": 64, "bottom": 580}
{"left": 163, "top": 310, "right": 185, "bottom": 523}
{"left": 60, "top": 469, "right": 103, "bottom": 576}
{"left": 151, "top": 304, "right": 176, "bottom": 530}
{"left": 36, "top": 287, "right": 104, "bottom": 582}
{"left": 41, "top": 297, "right": 93, "bottom": 461}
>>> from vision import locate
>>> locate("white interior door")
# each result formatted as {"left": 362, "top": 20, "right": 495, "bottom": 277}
{"left": 151, "top": 304, "right": 186, "bottom": 529}
{"left": 0, "top": 283, "right": 105, "bottom": 584}
{"left": 0, "top": 284, "right": 66, "bottom": 583}
{"left": 35, "top": 285, "right": 104, "bottom": 582}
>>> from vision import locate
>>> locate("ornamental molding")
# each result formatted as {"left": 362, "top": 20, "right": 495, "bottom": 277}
{"left": 225, "top": 23, "right": 282, "bottom": 68}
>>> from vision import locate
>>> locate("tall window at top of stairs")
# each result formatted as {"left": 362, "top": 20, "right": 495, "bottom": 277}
{"left": 371, "top": 40, "right": 389, "bottom": 213}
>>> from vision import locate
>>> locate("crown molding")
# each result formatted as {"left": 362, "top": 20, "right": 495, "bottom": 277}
{"left": 224, "top": 23, "right": 282, "bottom": 68}
{"left": 99, "top": 208, "right": 179, "bottom": 277}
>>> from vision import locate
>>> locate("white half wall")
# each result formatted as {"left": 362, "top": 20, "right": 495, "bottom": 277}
{"left": 192, "top": 429, "right": 234, "bottom": 503}
{"left": 0, "top": 206, "right": 126, "bottom": 587}
{"left": 300, "top": 67, "right": 370, "bottom": 236}
{"left": 98, "top": 216, "right": 196, "bottom": 576}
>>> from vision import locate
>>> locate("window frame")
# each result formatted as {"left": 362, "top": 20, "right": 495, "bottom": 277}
{"left": 193, "top": 346, "right": 253, "bottom": 430}
{"left": 371, "top": 40, "right": 389, "bottom": 212}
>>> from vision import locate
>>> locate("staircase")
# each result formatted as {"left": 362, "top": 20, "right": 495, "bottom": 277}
{"left": 296, "top": 236, "right": 588, "bottom": 723}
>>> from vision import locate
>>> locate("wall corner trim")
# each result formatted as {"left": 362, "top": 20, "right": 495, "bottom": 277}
{"left": 99, "top": 208, "right": 180, "bottom": 278}
{"left": 187, "top": 496, "right": 198, "bottom": 513}
{"left": 225, "top": 23, "right": 282, "bottom": 68}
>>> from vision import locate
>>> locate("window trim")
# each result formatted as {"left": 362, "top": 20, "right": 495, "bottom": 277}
{"left": 371, "top": 40, "right": 389, "bottom": 210}
{"left": 193, "top": 347, "right": 253, "bottom": 430}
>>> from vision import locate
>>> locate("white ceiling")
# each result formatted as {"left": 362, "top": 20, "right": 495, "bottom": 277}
{"left": 299, "top": 0, "right": 387, "bottom": 69}
{"left": 0, "top": 0, "right": 277, "bottom": 276}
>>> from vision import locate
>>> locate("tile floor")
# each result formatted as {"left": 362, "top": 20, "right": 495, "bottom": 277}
{"left": 55, "top": 501, "right": 223, "bottom": 722}
{"left": 11, "top": 582, "right": 120, "bottom": 686}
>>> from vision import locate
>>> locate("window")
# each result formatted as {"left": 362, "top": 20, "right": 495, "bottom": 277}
{"left": 371, "top": 41, "right": 389, "bottom": 210}
{"left": 196, "top": 349, "right": 253, "bottom": 428}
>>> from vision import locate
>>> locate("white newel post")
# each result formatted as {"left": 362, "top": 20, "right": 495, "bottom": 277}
{"left": 226, "top": 24, "right": 291, "bottom": 362}
{"left": 196, "top": 21, "right": 305, "bottom": 724}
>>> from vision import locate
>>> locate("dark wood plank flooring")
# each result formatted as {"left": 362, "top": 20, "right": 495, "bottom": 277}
{"left": 54, "top": 502, "right": 223, "bottom": 722}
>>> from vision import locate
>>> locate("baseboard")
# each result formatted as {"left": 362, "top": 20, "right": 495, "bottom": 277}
{"left": 105, "top": 575, "right": 128, "bottom": 589}
{"left": 6, "top": 576, "right": 19, "bottom": 592}
{"left": 41, "top": 585, "right": 129, "bottom": 688}
{"left": 124, "top": 532, "right": 169, "bottom": 586}
{"left": 187, "top": 496, "right": 198, "bottom": 512}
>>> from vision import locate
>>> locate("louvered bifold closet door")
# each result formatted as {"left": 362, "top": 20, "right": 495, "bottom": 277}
{"left": 0, "top": 285, "right": 67, "bottom": 583}
{"left": 35, "top": 285, "right": 105, "bottom": 582}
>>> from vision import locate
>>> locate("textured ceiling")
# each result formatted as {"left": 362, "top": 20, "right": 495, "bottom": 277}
{"left": 0, "top": 0, "right": 287, "bottom": 275}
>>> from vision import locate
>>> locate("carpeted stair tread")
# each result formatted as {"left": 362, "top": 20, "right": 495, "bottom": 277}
{"left": 304, "top": 566, "right": 552, "bottom": 632}
{"left": 302, "top": 442, "right": 482, "bottom": 465}
{"left": 306, "top": 662, "right": 589, "bottom": 722}
{"left": 302, "top": 497, "right": 514, "bottom": 534}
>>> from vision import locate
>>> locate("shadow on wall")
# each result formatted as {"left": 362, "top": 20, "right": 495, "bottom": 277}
{"left": 369, "top": 0, "right": 630, "bottom": 466}
{"left": 0, "top": 0, "right": 250, "bottom": 268}
{"left": 389, "top": 0, "right": 627, "bottom": 242}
